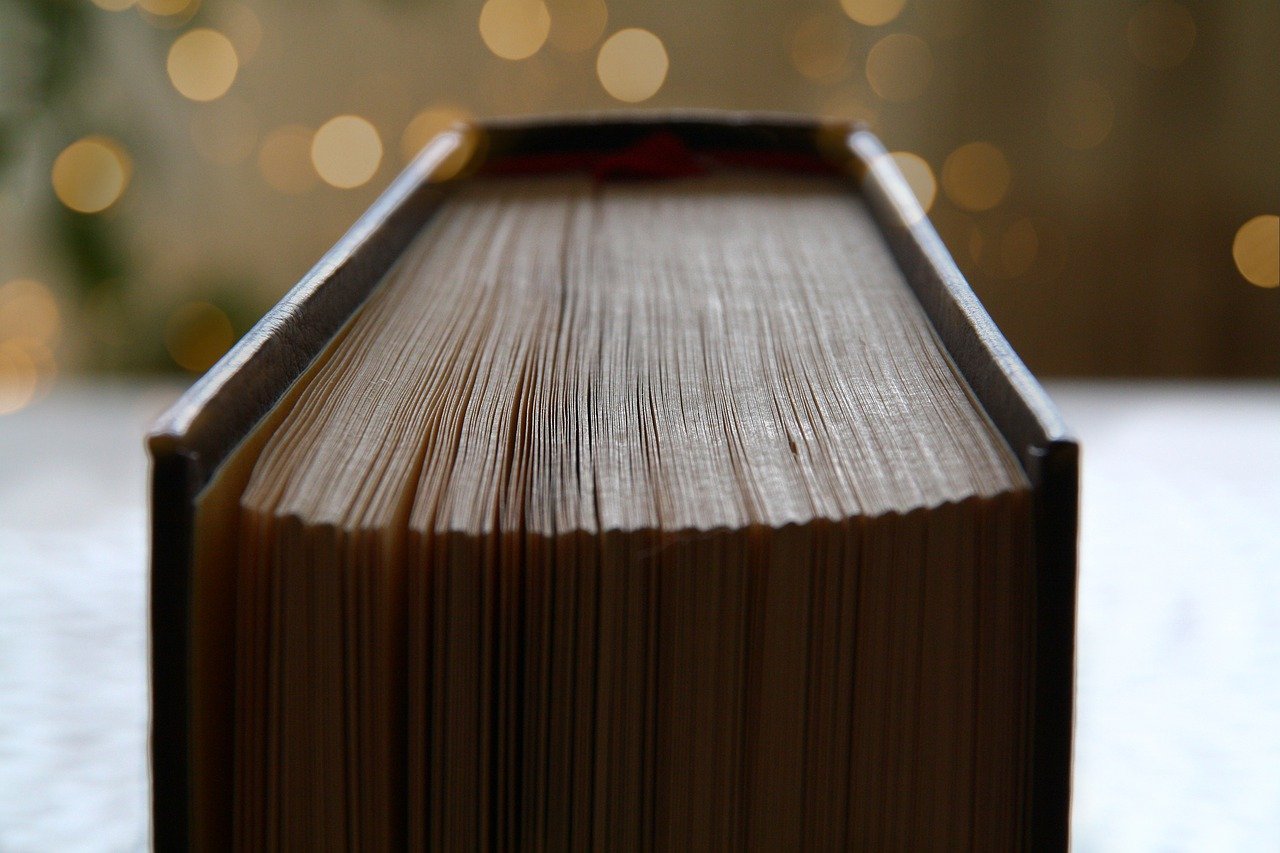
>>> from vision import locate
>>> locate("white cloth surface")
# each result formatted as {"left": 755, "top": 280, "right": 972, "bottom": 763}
{"left": 0, "top": 380, "right": 1276, "bottom": 851}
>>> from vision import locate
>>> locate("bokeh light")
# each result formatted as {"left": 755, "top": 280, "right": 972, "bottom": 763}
{"left": 1127, "top": 0, "right": 1197, "bottom": 70}
{"left": 0, "top": 341, "right": 57, "bottom": 415}
{"left": 218, "top": 2, "right": 264, "bottom": 64}
{"left": 311, "top": 116, "right": 383, "bottom": 189}
{"left": 167, "top": 29, "right": 239, "bottom": 102}
{"left": 1233, "top": 215, "right": 1279, "bottom": 288}
{"left": 865, "top": 33, "right": 932, "bottom": 102}
{"left": 547, "top": 0, "right": 608, "bottom": 53}
{"left": 164, "top": 301, "right": 235, "bottom": 373}
{"left": 596, "top": 29, "right": 668, "bottom": 103}
{"left": 0, "top": 279, "right": 58, "bottom": 413}
{"left": 0, "top": 344, "right": 38, "bottom": 414}
{"left": 430, "top": 127, "right": 486, "bottom": 183}
{"left": 139, "top": 0, "right": 195, "bottom": 15}
{"left": 888, "top": 151, "right": 937, "bottom": 214}
{"left": 258, "top": 125, "right": 318, "bottom": 195}
{"left": 51, "top": 137, "right": 131, "bottom": 214}
{"left": 7, "top": 0, "right": 1279, "bottom": 383}
{"left": 1048, "top": 79, "right": 1115, "bottom": 150}
{"left": 479, "top": 0, "right": 552, "bottom": 61}
{"left": 0, "top": 279, "right": 62, "bottom": 346}
{"left": 820, "top": 90, "right": 878, "bottom": 127}
{"left": 1000, "top": 219, "right": 1039, "bottom": 278}
{"left": 190, "top": 96, "right": 259, "bottom": 166}
{"left": 840, "top": 0, "right": 906, "bottom": 27}
{"left": 401, "top": 106, "right": 474, "bottom": 164}
{"left": 941, "top": 142, "right": 1010, "bottom": 212}
{"left": 790, "top": 14, "right": 853, "bottom": 83}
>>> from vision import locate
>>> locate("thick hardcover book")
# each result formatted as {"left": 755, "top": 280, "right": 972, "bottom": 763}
{"left": 149, "top": 112, "right": 1078, "bottom": 850}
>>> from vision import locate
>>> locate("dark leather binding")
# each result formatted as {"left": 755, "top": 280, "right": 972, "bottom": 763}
{"left": 148, "top": 111, "right": 1078, "bottom": 850}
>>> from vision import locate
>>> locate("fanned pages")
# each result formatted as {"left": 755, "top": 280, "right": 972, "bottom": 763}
{"left": 203, "top": 171, "right": 1035, "bottom": 848}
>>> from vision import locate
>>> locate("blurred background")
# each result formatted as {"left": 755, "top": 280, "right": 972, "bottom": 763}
{"left": 0, "top": 0, "right": 1277, "bottom": 411}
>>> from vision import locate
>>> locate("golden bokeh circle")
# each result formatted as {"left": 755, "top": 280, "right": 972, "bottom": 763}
{"left": 865, "top": 33, "right": 932, "bottom": 102}
{"left": 479, "top": 0, "right": 552, "bottom": 60}
{"left": 1000, "top": 219, "right": 1039, "bottom": 278}
{"left": 258, "top": 125, "right": 317, "bottom": 194}
{"left": 1048, "top": 79, "right": 1115, "bottom": 151}
{"left": 0, "top": 279, "right": 61, "bottom": 345}
{"left": 820, "top": 91, "right": 878, "bottom": 128}
{"left": 0, "top": 342, "right": 39, "bottom": 415}
{"left": 165, "top": 301, "right": 235, "bottom": 373}
{"left": 311, "top": 116, "right": 383, "bottom": 190}
{"left": 941, "top": 142, "right": 1010, "bottom": 212}
{"left": 401, "top": 106, "right": 474, "bottom": 164}
{"left": 167, "top": 28, "right": 239, "bottom": 102}
{"left": 190, "top": 96, "right": 259, "bottom": 166}
{"left": 790, "top": 14, "right": 853, "bottom": 82}
{"left": 1233, "top": 215, "right": 1279, "bottom": 288}
{"left": 840, "top": 0, "right": 906, "bottom": 27}
{"left": 0, "top": 338, "right": 56, "bottom": 415}
{"left": 219, "top": 2, "right": 264, "bottom": 63}
{"left": 548, "top": 0, "right": 608, "bottom": 53}
{"left": 596, "top": 29, "right": 669, "bottom": 104}
{"left": 1127, "top": 0, "right": 1196, "bottom": 70}
{"left": 140, "top": 0, "right": 194, "bottom": 14}
{"left": 51, "top": 137, "right": 131, "bottom": 214}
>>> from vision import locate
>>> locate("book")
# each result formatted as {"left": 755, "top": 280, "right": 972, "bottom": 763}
{"left": 149, "top": 113, "right": 1078, "bottom": 850}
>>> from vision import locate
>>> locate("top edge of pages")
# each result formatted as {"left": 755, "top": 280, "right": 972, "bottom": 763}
{"left": 150, "top": 111, "right": 1072, "bottom": 474}
{"left": 147, "top": 111, "right": 1079, "bottom": 851}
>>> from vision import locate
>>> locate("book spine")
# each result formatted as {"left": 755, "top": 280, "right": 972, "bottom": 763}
{"left": 1026, "top": 439, "right": 1080, "bottom": 852}
{"left": 150, "top": 448, "right": 198, "bottom": 852}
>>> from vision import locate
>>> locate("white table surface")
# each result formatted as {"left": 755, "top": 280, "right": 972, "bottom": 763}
{"left": 1, "top": 380, "right": 1277, "bottom": 851}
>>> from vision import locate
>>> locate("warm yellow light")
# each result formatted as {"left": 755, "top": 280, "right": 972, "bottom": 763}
{"left": 219, "top": 2, "right": 263, "bottom": 63}
{"left": 165, "top": 301, "right": 235, "bottom": 373}
{"left": 90, "top": 0, "right": 136, "bottom": 11}
{"left": 1048, "top": 79, "right": 1115, "bottom": 151}
{"left": 888, "top": 152, "right": 936, "bottom": 214}
{"left": 1233, "top": 215, "right": 1279, "bottom": 288}
{"left": 1127, "top": 0, "right": 1196, "bottom": 70}
{"left": 1000, "top": 219, "right": 1039, "bottom": 277}
{"left": 401, "top": 106, "right": 473, "bottom": 164}
{"left": 167, "top": 29, "right": 238, "bottom": 102}
{"left": 479, "top": 0, "right": 552, "bottom": 60}
{"left": 547, "top": 0, "right": 608, "bottom": 53}
{"left": 941, "top": 142, "right": 1010, "bottom": 212}
{"left": 139, "top": 0, "right": 194, "bottom": 14}
{"left": 0, "top": 342, "right": 38, "bottom": 415}
{"left": 312, "top": 116, "right": 383, "bottom": 189}
{"left": 820, "top": 91, "right": 878, "bottom": 127}
{"left": 190, "top": 96, "right": 258, "bottom": 166}
{"left": 840, "top": 0, "right": 906, "bottom": 27}
{"left": 0, "top": 338, "right": 55, "bottom": 416}
{"left": 789, "top": 14, "right": 853, "bottom": 82}
{"left": 865, "top": 33, "right": 932, "bottom": 102}
{"left": 258, "top": 125, "right": 317, "bottom": 194}
{"left": 51, "top": 137, "right": 130, "bottom": 214}
{"left": 596, "top": 28, "right": 668, "bottom": 103}
{"left": 432, "top": 127, "right": 486, "bottom": 183}
{"left": 0, "top": 279, "right": 61, "bottom": 345}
